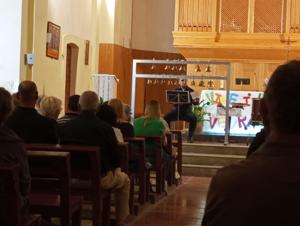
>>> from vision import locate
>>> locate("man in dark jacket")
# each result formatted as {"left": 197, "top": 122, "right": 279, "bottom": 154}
{"left": 0, "top": 87, "right": 30, "bottom": 210}
{"left": 164, "top": 79, "right": 198, "bottom": 142}
{"left": 202, "top": 60, "right": 300, "bottom": 226}
{"left": 57, "top": 94, "right": 80, "bottom": 125}
{"left": 59, "top": 91, "right": 130, "bottom": 224}
{"left": 6, "top": 81, "right": 58, "bottom": 144}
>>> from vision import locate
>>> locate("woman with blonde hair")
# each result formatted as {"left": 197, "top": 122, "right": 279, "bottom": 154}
{"left": 134, "top": 100, "right": 171, "bottom": 187}
{"left": 39, "top": 96, "right": 62, "bottom": 120}
{"left": 108, "top": 98, "right": 134, "bottom": 138}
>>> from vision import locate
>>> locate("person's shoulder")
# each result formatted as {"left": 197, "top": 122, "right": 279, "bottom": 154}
{"left": 212, "top": 160, "right": 256, "bottom": 191}
{"left": 38, "top": 114, "right": 57, "bottom": 125}
{"left": 0, "top": 126, "right": 23, "bottom": 143}
{"left": 118, "top": 121, "right": 134, "bottom": 128}
{"left": 187, "top": 86, "right": 194, "bottom": 92}
{"left": 134, "top": 117, "right": 144, "bottom": 124}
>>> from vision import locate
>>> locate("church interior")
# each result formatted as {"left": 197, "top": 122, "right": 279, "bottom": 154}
{"left": 1, "top": 0, "right": 300, "bottom": 226}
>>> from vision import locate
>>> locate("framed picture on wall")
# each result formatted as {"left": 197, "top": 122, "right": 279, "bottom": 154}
{"left": 46, "top": 21, "right": 60, "bottom": 60}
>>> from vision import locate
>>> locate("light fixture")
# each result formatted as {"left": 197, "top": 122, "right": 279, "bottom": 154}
{"left": 205, "top": 65, "right": 211, "bottom": 72}
{"left": 198, "top": 80, "right": 205, "bottom": 87}
{"left": 191, "top": 80, "right": 196, "bottom": 86}
{"left": 207, "top": 80, "right": 214, "bottom": 89}
{"left": 151, "top": 58, "right": 156, "bottom": 70}
{"left": 195, "top": 65, "right": 201, "bottom": 72}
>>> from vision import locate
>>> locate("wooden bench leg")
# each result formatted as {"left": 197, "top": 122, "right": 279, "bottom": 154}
{"left": 129, "top": 175, "right": 135, "bottom": 214}
{"left": 92, "top": 191, "right": 102, "bottom": 226}
{"left": 138, "top": 171, "right": 146, "bottom": 204}
{"left": 72, "top": 208, "right": 81, "bottom": 226}
{"left": 102, "top": 193, "right": 111, "bottom": 226}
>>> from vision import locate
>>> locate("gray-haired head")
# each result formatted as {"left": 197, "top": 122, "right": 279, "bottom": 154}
{"left": 79, "top": 91, "right": 99, "bottom": 112}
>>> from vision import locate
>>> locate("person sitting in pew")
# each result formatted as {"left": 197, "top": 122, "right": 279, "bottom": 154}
{"left": 39, "top": 96, "right": 62, "bottom": 121}
{"left": 0, "top": 87, "right": 30, "bottom": 211}
{"left": 6, "top": 81, "right": 58, "bottom": 144}
{"left": 108, "top": 98, "right": 134, "bottom": 138}
{"left": 97, "top": 103, "right": 124, "bottom": 143}
{"left": 134, "top": 100, "right": 171, "bottom": 188}
{"left": 57, "top": 94, "right": 80, "bottom": 125}
{"left": 59, "top": 91, "right": 130, "bottom": 226}
{"left": 202, "top": 60, "right": 300, "bottom": 226}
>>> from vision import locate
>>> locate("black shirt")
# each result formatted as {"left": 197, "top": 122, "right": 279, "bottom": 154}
{"left": 59, "top": 110, "right": 120, "bottom": 173}
{"left": 116, "top": 121, "right": 134, "bottom": 138}
{"left": 6, "top": 107, "right": 58, "bottom": 144}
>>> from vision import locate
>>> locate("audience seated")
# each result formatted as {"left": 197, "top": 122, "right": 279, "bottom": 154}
{"left": 59, "top": 91, "right": 130, "bottom": 226}
{"left": 39, "top": 96, "right": 62, "bottom": 120}
{"left": 134, "top": 100, "right": 171, "bottom": 183}
{"left": 109, "top": 98, "right": 134, "bottom": 138}
{"left": 202, "top": 60, "right": 300, "bottom": 226}
{"left": 97, "top": 103, "right": 124, "bottom": 143}
{"left": 124, "top": 104, "right": 132, "bottom": 122}
{"left": 6, "top": 81, "right": 58, "bottom": 144}
{"left": 0, "top": 87, "right": 30, "bottom": 210}
{"left": 57, "top": 95, "right": 80, "bottom": 125}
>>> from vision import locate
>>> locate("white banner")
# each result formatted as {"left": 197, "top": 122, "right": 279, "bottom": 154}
{"left": 200, "top": 90, "right": 264, "bottom": 136}
{"left": 93, "top": 74, "right": 118, "bottom": 102}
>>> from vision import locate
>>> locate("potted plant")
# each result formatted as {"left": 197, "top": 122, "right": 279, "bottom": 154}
{"left": 193, "top": 100, "right": 208, "bottom": 133}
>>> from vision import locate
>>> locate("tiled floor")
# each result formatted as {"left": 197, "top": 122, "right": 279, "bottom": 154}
{"left": 131, "top": 176, "right": 211, "bottom": 226}
{"left": 81, "top": 176, "right": 211, "bottom": 226}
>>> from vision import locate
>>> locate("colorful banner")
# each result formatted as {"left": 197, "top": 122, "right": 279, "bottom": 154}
{"left": 200, "top": 90, "right": 264, "bottom": 136}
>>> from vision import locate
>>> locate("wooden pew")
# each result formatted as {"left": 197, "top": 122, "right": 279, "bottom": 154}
{"left": 25, "top": 144, "right": 102, "bottom": 226}
{"left": 0, "top": 164, "right": 41, "bottom": 226}
{"left": 27, "top": 151, "right": 82, "bottom": 226}
{"left": 170, "top": 130, "right": 183, "bottom": 184}
{"left": 137, "top": 136, "right": 165, "bottom": 196}
{"left": 124, "top": 137, "right": 147, "bottom": 205}
{"left": 166, "top": 133, "right": 176, "bottom": 185}
{"left": 26, "top": 143, "right": 132, "bottom": 225}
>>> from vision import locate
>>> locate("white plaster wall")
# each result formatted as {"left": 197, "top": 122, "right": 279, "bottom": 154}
{"left": 98, "top": 0, "right": 116, "bottom": 44}
{"left": 48, "top": 0, "right": 93, "bottom": 40}
{"left": 0, "top": 0, "right": 22, "bottom": 92}
{"left": 114, "top": 0, "right": 132, "bottom": 48}
{"left": 27, "top": 0, "right": 98, "bottom": 112}
{"left": 131, "top": 0, "right": 177, "bottom": 53}
{"left": 98, "top": 0, "right": 132, "bottom": 48}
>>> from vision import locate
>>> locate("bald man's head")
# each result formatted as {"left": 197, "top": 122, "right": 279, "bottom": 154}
{"left": 79, "top": 91, "right": 100, "bottom": 111}
{"left": 17, "top": 81, "right": 38, "bottom": 107}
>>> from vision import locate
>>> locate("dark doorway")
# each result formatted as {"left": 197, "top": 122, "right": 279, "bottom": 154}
{"left": 65, "top": 43, "right": 79, "bottom": 110}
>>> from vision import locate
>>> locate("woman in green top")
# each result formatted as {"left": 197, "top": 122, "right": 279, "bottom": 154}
{"left": 134, "top": 100, "right": 171, "bottom": 182}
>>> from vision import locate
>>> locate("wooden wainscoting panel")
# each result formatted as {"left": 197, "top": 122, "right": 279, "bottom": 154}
{"left": 99, "top": 44, "right": 185, "bottom": 116}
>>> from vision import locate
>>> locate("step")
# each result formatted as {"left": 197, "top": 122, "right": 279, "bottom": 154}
{"left": 182, "top": 152, "right": 245, "bottom": 166}
{"left": 183, "top": 143, "right": 248, "bottom": 155}
{"left": 182, "top": 164, "right": 223, "bottom": 177}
